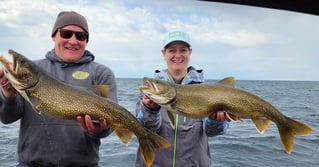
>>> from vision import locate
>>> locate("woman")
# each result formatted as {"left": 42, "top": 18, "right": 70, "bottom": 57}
{"left": 135, "top": 29, "right": 230, "bottom": 167}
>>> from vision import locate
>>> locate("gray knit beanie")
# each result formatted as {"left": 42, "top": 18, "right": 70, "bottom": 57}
{"left": 51, "top": 11, "right": 89, "bottom": 42}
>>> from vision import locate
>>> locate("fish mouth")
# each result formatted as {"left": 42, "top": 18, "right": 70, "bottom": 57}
{"left": 0, "top": 50, "right": 24, "bottom": 90}
{"left": 140, "top": 78, "right": 158, "bottom": 93}
{"left": 0, "top": 53, "right": 14, "bottom": 76}
{"left": 8, "top": 50, "right": 18, "bottom": 75}
{"left": 139, "top": 78, "right": 176, "bottom": 105}
{"left": 5, "top": 51, "right": 20, "bottom": 85}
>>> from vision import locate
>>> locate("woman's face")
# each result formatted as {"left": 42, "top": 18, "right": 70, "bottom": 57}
{"left": 162, "top": 41, "right": 192, "bottom": 72}
{"left": 52, "top": 25, "right": 88, "bottom": 62}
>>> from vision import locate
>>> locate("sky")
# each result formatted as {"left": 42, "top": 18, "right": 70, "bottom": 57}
{"left": 0, "top": 0, "right": 318, "bottom": 81}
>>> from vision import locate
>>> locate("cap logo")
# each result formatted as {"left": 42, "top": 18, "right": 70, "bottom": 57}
{"left": 168, "top": 31, "right": 187, "bottom": 39}
{"left": 163, "top": 30, "right": 190, "bottom": 48}
{"left": 72, "top": 71, "right": 90, "bottom": 80}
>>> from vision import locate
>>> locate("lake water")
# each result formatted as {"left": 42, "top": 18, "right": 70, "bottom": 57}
{"left": 1, "top": 78, "right": 318, "bottom": 167}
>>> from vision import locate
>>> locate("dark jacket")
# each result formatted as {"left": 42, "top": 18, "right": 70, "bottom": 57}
{"left": 0, "top": 50, "right": 118, "bottom": 167}
{"left": 135, "top": 66, "right": 229, "bottom": 167}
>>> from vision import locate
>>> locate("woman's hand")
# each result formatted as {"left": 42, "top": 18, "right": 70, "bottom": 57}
{"left": 142, "top": 95, "right": 160, "bottom": 110}
{"left": 209, "top": 110, "right": 231, "bottom": 122}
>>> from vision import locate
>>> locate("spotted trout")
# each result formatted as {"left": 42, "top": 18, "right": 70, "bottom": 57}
{"left": 0, "top": 50, "right": 170, "bottom": 167}
{"left": 139, "top": 77, "right": 312, "bottom": 154}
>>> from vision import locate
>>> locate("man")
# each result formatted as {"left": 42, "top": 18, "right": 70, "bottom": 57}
{"left": 0, "top": 11, "right": 117, "bottom": 167}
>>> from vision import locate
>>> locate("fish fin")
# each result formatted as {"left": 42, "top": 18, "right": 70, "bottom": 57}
{"left": 288, "top": 118, "right": 313, "bottom": 136}
{"left": 278, "top": 117, "right": 313, "bottom": 154}
{"left": 25, "top": 96, "right": 42, "bottom": 114}
{"left": 18, "top": 91, "right": 28, "bottom": 100}
{"left": 90, "top": 85, "right": 109, "bottom": 98}
{"left": 29, "top": 96, "right": 41, "bottom": 106}
{"left": 218, "top": 77, "right": 236, "bottom": 88}
{"left": 251, "top": 117, "right": 271, "bottom": 134}
{"left": 226, "top": 112, "right": 243, "bottom": 122}
{"left": 114, "top": 129, "right": 134, "bottom": 145}
{"left": 278, "top": 126, "right": 295, "bottom": 154}
{"left": 138, "top": 128, "right": 171, "bottom": 167}
{"left": 166, "top": 110, "right": 176, "bottom": 129}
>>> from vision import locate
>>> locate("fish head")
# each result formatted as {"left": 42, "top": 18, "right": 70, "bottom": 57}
{"left": 0, "top": 49, "right": 40, "bottom": 92}
{"left": 139, "top": 77, "right": 177, "bottom": 105}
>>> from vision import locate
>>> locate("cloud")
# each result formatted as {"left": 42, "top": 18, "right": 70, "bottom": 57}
{"left": 0, "top": 0, "right": 318, "bottom": 81}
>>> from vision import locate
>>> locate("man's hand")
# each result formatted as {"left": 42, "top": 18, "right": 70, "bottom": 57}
{"left": 76, "top": 115, "right": 107, "bottom": 134}
{"left": 0, "top": 69, "right": 17, "bottom": 99}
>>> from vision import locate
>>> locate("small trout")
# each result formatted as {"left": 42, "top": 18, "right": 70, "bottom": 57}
{"left": 139, "top": 77, "right": 312, "bottom": 154}
{"left": 0, "top": 50, "right": 170, "bottom": 167}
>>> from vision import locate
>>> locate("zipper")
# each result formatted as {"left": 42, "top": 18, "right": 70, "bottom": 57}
{"left": 165, "top": 71, "right": 189, "bottom": 167}
{"left": 172, "top": 114, "right": 179, "bottom": 167}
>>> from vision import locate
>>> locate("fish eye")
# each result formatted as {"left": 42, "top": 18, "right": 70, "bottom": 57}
{"left": 19, "top": 60, "right": 26, "bottom": 64}
{"left": 21, "top": 72, "right": 32, "bottom": 80}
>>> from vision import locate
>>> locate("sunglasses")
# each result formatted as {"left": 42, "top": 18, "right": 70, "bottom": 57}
{"left": 58, "top": 29, "right": 88, "bottom": 41}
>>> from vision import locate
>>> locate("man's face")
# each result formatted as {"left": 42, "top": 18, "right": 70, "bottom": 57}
{"left": 52, "top": 25, "right": 88, "bottom": 62}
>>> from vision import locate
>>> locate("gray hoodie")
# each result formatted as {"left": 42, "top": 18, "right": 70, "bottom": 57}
{"left": 135, "top": 66, "right": 229, "bottom": 167}
{"left": 0, "top": 50, "right": 117, "bottom": 167}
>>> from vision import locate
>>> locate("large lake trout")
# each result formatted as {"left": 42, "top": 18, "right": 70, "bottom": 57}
{"left": 139, "top": 77, "right": 312, "bottom": 154}
{"left": 0, "top": 50, "right": 170, "bottom": 167}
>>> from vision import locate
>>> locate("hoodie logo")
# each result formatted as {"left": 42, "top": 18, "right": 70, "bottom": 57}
{"left": 72, "top": 71, "right": 90, "bottom": 80}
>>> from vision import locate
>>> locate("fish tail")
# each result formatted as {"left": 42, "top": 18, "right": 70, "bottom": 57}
{"left": 138, "top": 129, "right": 171, "bottom": 167}
{"left": 278, "top": 117, "right": 313, "bottom": 154}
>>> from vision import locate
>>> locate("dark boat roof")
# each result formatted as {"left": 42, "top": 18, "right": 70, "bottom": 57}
{"left": 200, "top": 0, "right": 319, "bottom": 16}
